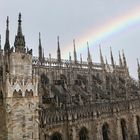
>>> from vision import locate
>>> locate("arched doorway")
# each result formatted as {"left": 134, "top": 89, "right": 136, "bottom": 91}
{"left": 136, "top": 116, "right": 140, "bottom": 139}
{"left": 50, "top": 132, "right": 62, "bottom": 140}
{"left": 102, "top": 122, "right": 110, "bottom": 140}
{"left": 121, "top": 119, "right": 128, "bottom": 140}
{"left": 79, "top": 127, "right": 89, "bottom": 140}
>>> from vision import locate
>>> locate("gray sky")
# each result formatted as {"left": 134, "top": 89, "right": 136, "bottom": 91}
{"left": 1, "top": 0, "right": 140, "bottom": 78}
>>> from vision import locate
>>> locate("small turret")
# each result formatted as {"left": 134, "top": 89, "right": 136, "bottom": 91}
{"left": 4, "top": 16, "right": 10, "bottom": 54}
{"left": 14, "top": 13, "right": 26, "bottom": 53}
{"left": 57, "top": 36, "right": 61, "bottom": 62}
{"left": 73, "top": 39, "right": 77, "bottom": 63}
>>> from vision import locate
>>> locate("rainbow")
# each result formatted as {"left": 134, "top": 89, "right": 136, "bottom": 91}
{"left": 63, "top": 7, "right": 140, "bottom": 58}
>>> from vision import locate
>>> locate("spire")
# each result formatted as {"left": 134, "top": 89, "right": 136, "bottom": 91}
{"left": 0, "top": 35, "right": 1, "bottom": 50}
{"left": 110, "top": 47, "right": 115, "bottom": 68}
{"left": 38, "top": 32, "right": 43, "bottom": 62}
{"left": 4, "top": 16, "right": 10, "bottom": 53}
{"left": 119, "top": 51, "right": 123, "bottom": 67}
{"left": 122, "top": 49, "right": 127, "bottom": 67}
{"left": 14, "top": 13, "right": 25, "bottom": 53}
{"left": 57, "top": 36, "right": 61, "bottom": 62}
{"left": 69, "top": 52, "right": 72, "bottom": 62}
{"left": 73, "top": 39, "right": 77, "bottom": 63}
{"left": 137, "top": 58, "right": 140, "bottom": 69}
{"left": 42, "top": 48, "right": 45, "bottom": 62}
{"left": 105, "top": 56, "right": 110, "bottom": 71}
{"left": 87, "top": 42, "right": 92, "bottom": 64}
{"left": 99, "top": 45, "right": 104, "bottom": 65}
{"left": 80, "top": 54, "right": 82, "bottom": 64}
{"left": 137, "top": 58, "right": 140, "bottom": 80}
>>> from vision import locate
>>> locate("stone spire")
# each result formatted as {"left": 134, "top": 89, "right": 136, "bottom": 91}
{"left": 4, "top": 16, "right": 10, "bottom": 53}
{"left": 137, "top": 59, "right": 140, "bottom": 80}
{"left": 14, "top": 13, "right": 26, "bottom": 53}
{"left": 105, "top": 57, "right": 110, "bottom": 71}
{"left": 57, "top": 36, "right": 61, "bottom": 62}
{"left": 110, "top": 47, "right": 115, "bottom": 68}
{"left": 122, "top": 49, "right": 127, "bottom": 67}
{"left": 99, "top": 45, "right": 104, "bottom": 65}
{"left": 38, "top": 32, "right": 43, "bottom": 62}
{"left": 119, "top": 51, "right": 123, "bottom": 67}
{"left": 0, "top": 35, "right": 1, "bottom": 50}
{"left": 87, "top": 42, "right": 92, "bottom": 64}
{"left": 69, "top": 52, "right": 72, "bottom": 62}
{"left": 80, "top": 54, "right": 82, "bottom": 64}
{"left": 73, "top": 39, "right": 77, "bottom": 63}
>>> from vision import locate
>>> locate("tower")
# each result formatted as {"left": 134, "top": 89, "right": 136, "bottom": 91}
{"left": 3, "top": 13, "right": 39, "bottom": 140}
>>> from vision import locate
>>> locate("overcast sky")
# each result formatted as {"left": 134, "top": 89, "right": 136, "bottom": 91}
{"left": 1, "top": 0, "right": 140, "bottom": 79}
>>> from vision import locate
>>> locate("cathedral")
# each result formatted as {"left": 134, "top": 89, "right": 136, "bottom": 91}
{"left": 0, "top": 13, "right": 140, "bottom": 140}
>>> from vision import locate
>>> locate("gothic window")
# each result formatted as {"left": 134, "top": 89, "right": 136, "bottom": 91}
{"left": 50, "top": 132, "right": 62, "bottom": 140}
{"left": 13, "top": 89, "right": 22, "bottom": 97}
{"left": 25, "top": 89, "right": 33, "bottom": 97}
{"left": 79, "top": 127, "right": 89, "bottom": 140}
{"left": 102, "top": 122, "right": 110, "bottom": 140}
{"left": 121, "top": 119, "right": 128, "bottom": 140}
{"left": 136, "top": 116, "right": 140, "bottom": 139}
{"left": 41, "top": 73, "right": 49, "bottom": 85}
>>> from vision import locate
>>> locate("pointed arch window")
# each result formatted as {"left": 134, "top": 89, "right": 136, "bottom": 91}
{"left": 102, "top": 122, "right": 110, "bottom": 140}
{"left": 50, "top": 132, "right": 62, "bottom": 140}
{"left": 136, "top": 116, "right": 140, "bottom": 139}
{"left": 121, "top": 119, "right": 128, "bottom": 140}
{"left": 79, "top": 127, "right": 89, "bottom": 140}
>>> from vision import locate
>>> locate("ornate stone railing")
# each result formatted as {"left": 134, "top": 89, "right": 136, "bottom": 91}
{"left": 40, "top": 98, "right": 140, "bottom": 128}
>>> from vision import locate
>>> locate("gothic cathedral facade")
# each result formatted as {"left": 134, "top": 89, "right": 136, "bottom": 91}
{"left": 0, "top": 13, "right": 140, "bottom": 140}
